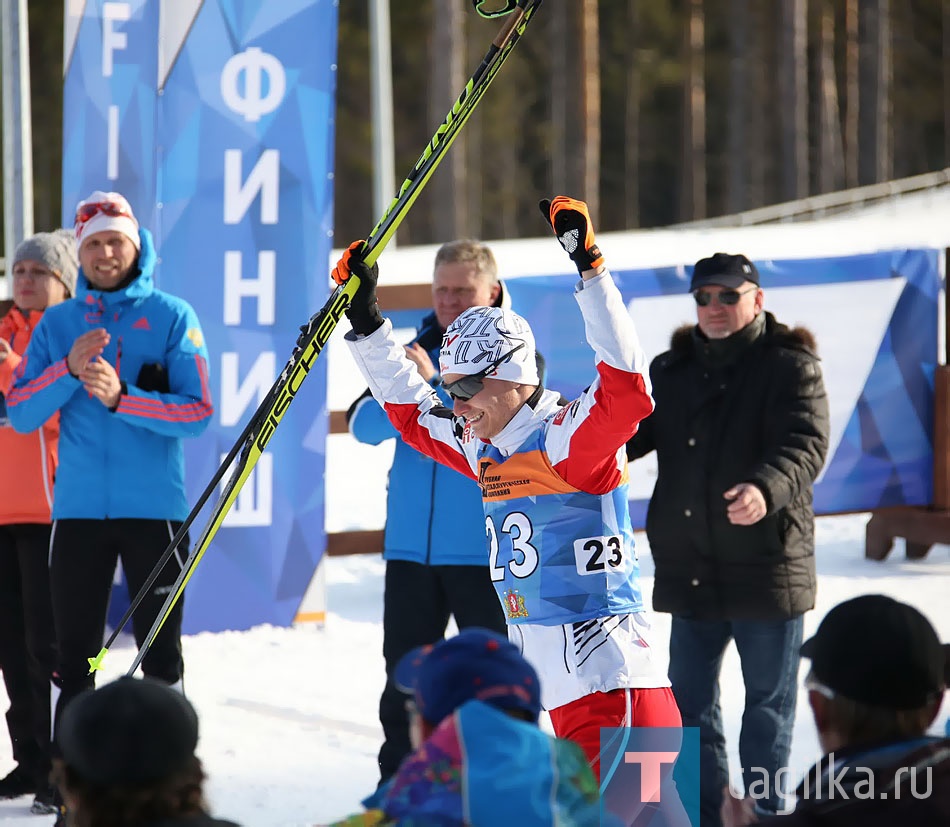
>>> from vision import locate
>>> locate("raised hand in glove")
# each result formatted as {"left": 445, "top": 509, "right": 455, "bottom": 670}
{"left": 538, "top": 196, "right": 605, "bottom": 275}
{"left": 331, "top": 240, "right": 384, "bottom": 335}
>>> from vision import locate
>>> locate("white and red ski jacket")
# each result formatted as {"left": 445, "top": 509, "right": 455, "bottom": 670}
{"left": 346, "top": 272, "right": 670, "bottom": 709}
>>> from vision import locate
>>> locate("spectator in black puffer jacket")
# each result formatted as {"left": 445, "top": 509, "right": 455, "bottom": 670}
{"left": 627, "top": 252, "right": 830, "bottom": 825}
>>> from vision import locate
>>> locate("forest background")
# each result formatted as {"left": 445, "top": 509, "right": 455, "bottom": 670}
{"left": 3, "top": 0, "right": 950, "bottom": 254}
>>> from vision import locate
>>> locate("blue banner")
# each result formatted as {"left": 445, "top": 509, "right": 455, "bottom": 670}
{"left": 63, "top": 0, "right": 338, "bottom": 632}
{"left": 504, "top": 250, "right": 941, "bottom": 522}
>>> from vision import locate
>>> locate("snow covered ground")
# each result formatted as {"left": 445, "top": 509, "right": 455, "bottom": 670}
{"left": 1, "top": 513, "right": 948, "bottom": 826}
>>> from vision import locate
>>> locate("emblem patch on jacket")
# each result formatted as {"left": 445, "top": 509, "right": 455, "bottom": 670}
{"left": 504, "top": 589, "right": 529, "bottom": 620}
{"left": 185, "top": 328, "right": 204, "bottom": 349}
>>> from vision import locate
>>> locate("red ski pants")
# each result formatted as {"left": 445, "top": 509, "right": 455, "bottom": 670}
{"left": 548, "top": 686, "right": 682, "bottom": 780}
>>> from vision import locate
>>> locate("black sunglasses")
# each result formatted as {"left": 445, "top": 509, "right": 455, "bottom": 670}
{"left": 442, "top": 342, "right": 526, "bottom": 401}
{"left": 692, "top": 286, "right": 758, "bottom": 307}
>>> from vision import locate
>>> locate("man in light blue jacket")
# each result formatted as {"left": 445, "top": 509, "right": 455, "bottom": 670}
{"left": 9, "top": 191, "right": 213, "bottom": 743}
{"left": 346, "top": 240, "right": 511, "bottom": 782}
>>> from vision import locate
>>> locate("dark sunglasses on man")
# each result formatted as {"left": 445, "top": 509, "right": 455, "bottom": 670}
{"left": 692, "top": 285, "right": 758, "bottom": 307}
{"left": 442, "top": 342, "right": 526, "bottom": 401}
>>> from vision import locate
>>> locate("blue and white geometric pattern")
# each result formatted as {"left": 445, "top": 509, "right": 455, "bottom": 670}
{"left": 63, "top": 0, "right": 338, "bottom": 632}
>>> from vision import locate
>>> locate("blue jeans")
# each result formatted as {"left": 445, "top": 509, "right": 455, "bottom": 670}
{"left": 669, "top": 615, "right": 803, "bottom": 826}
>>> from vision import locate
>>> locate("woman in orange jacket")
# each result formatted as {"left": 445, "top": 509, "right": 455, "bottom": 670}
{"left": 0, "top": 229, "right": 76, "bottom": 813}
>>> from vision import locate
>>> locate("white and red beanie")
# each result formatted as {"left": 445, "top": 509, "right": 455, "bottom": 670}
{"left": 439, "top": 306, "right": 539, "bottom": 385}
{"left": 74, "top": 190, "right": 141, "bottom": 250}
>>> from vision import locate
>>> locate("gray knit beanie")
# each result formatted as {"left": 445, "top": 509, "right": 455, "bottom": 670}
{"left": 12, "top": 229, "right": 79, "bottom": 297}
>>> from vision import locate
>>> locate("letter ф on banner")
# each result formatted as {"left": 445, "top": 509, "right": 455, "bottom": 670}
{"left": 220, "top": 46, "right": 287, "bottom": 123}
{"left": 600, "top": 727, "right": 700, "bottom": 825}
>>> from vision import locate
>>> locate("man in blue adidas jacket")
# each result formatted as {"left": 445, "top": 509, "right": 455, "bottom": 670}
{"left": 346, "top": 239, "right": 511, "bottom": 782}
{"left": 8, "top": 191, "right": 213, "bottom": 740}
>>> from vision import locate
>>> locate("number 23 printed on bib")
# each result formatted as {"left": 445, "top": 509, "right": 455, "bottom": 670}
{"left": 486, "top": 512, "right": 539, "bottom": 582}
{"left": 573, "top": 535, "right": 627, "bottom": 576}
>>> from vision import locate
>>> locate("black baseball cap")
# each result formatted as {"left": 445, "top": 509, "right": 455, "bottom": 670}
{"left": 801, "top": 595, "right": 948, "bottom": 710}
{"left": 57, "top": 676, "right": 199, "bottom": 785}
{"left": 690, "top": 253, "right": 760, "bottom": 291}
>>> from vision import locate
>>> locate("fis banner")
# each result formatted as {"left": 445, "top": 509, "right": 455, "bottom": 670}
{"left": 505, "top": 250, "right": 942, "bottom": 524}
{"left": 63, "top": 0, "right": 338, "bottom": 632}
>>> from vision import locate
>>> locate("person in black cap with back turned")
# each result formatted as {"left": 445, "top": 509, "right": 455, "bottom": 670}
{"left": 722, "top": 593, "right": 950, "bottom": 826}
{"left": 51, "top": 676, "right": 240, "bottom": 827}
{"left": 627, "top": 252, "right": 830, "bottom": 825}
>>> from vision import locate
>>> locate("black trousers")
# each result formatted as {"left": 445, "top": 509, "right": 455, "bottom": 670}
{"left": 0, "top": 523, "right": 55, "bottom": 788}
{"left": 49, "top": 519, "right": 188, "bottom": 735}
{"left": 378, "top": 559, "right": 506, "bottom": 781}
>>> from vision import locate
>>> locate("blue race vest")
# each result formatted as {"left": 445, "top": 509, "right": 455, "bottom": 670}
{"left": 478, "top": 430, "right": 643, "bottom": 625}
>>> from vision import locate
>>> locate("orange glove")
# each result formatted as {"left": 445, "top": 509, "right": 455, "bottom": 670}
{"left": 332, "top": 240, "right": 369, "bottom": 285}
{"left": 331, "top": 240, "right": 383, "bottom": 334}
{"left": 539, "top": 196, "right": 604, "bottom": 273}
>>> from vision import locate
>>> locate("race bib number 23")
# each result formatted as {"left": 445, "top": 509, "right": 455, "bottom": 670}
{"left": 573, "top": 534, "right": 626, "bottom": 576}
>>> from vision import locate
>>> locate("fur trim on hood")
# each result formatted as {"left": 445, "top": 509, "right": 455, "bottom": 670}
{"left": 668, "top": 311, "right": 819, "bottom": 357}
